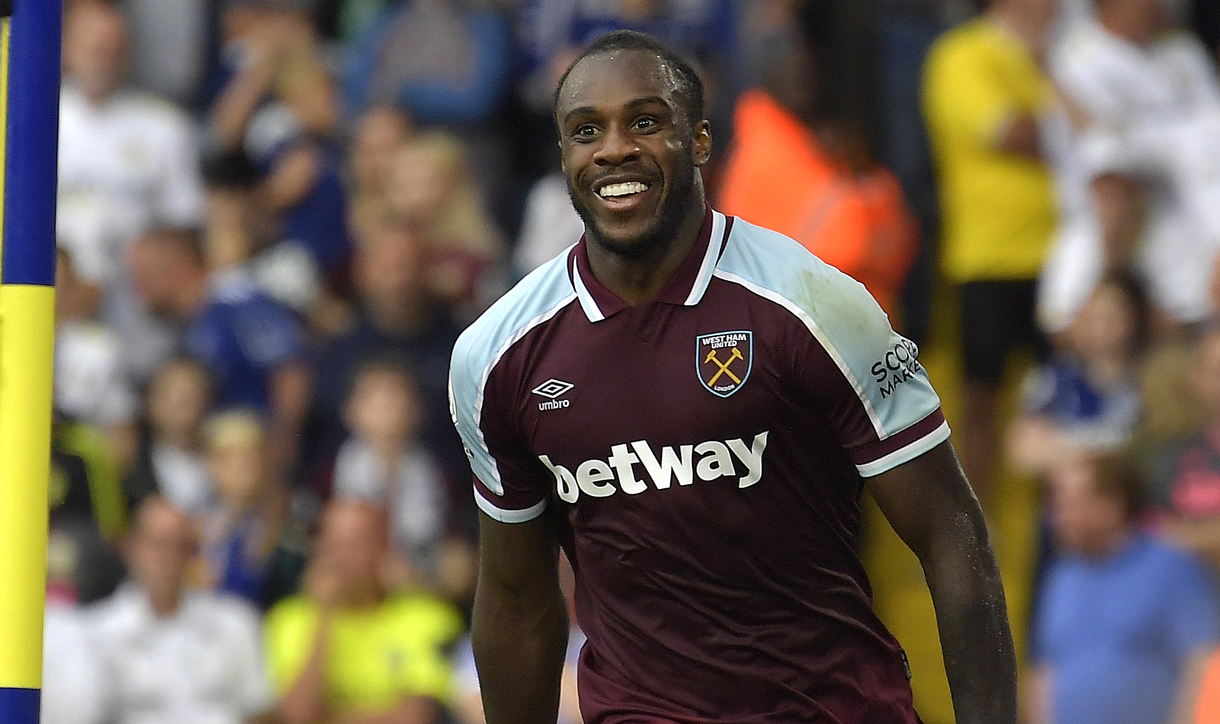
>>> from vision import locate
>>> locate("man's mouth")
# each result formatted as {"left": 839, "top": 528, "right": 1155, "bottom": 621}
{"left": 596, "top": 181, "right": 651, "bottom": 199}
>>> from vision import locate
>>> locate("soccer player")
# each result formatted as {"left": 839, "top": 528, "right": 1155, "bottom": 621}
{"left": 448, "top": 31, "right": 1016, "bottom": 724}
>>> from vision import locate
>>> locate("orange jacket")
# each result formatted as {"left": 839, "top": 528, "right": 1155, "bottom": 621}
{"left": 1197, "top": 649, "right": 1220, "bottom": 723}
{"left": 717, "top": 90, "right": 917, "bottom": 321}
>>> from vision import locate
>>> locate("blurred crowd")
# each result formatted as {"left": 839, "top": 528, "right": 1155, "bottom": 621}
{"left": 38, "top": 0, "right": 1220, "bottom": 722}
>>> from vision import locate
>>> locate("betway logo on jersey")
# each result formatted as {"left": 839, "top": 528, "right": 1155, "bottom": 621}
{"left": 539, "top": 432, "right": 769, "bottom": 503}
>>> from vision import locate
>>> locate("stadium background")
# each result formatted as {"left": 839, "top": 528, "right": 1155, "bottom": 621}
{"left": 36, "top": 0, "right": 1220, "bottom": 722}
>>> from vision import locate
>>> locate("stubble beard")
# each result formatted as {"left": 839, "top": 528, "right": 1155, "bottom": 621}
{"left": 567, "top": 150, "right": 698, "bottom": 261}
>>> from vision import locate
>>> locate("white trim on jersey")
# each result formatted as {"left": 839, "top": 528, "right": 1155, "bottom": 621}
{"left": 473, "top": 487, "right": 549, "bottom": 524}
{"left": 571, "top": 253, "right": 606, "bottom": 322}
{"left": 855, "top": 420, "right": 952, "bottom": 478}
{"left": 571, "top": 210, "right": 729, "bottom": 322}
{"left": 450, "top": 247, "right": 579, "bottom": 499}
{"left": 684, "top": 210, "right": 728, "bottom": 307}
{"left": 471, "top": 294, "right": 576, "bottom": 495}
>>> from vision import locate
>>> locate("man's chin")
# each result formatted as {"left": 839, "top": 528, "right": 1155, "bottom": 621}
{"left": 586, "top": 222, "right": 667, "bottom": 260}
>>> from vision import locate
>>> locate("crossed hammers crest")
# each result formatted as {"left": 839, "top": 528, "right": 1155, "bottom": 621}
{"left": 704, "top": 346, "right": 744, "bottom": 386}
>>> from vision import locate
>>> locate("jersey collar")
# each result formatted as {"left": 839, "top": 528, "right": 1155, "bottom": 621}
{"left": 569, "top": 207, "right": 730, "bottom": 323}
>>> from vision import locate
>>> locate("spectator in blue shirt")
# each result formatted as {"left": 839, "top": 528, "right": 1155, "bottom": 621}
{"left": 185, "top": 155, "right": 310, "bottom": 479}
{"left": 1026, "top": 453, "right": 1220, "bottom": 724}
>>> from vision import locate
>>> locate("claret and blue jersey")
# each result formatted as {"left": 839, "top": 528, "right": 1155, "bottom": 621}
{"left": 449, "top": 207, "right": 947, "bottom": 723}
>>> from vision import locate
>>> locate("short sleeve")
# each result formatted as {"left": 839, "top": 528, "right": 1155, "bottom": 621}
{"left": 391, "top": 597, "right": 465, "bottom": 704}
{"left": 792, "top": 266, "right": 949, "bottom": 477}
{"left": 449, "top": 329, "right": 551, "bottom": 523}
{"left": 264, "top": 597, "right": 315, "bottom": 696}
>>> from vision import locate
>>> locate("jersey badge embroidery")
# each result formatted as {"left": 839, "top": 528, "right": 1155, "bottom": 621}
{"left": 532, "top": 378, "right": 574, "bottom": 410}
{"left": 696, "top": 331, "right": 753, "bottom": 398}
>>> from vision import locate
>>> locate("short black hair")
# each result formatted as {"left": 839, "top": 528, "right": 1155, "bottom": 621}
{"left": 553, "top": 30, "right": 705, "bottom": 129}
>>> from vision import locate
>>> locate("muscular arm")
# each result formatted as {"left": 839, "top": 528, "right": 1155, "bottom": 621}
{"left": 473, "top": 512, "right": 569, "bottom": 724}
{"left": 868, "top": 441, "right": 1017, "bottom": 724}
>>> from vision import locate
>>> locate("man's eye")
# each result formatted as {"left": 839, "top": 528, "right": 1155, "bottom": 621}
{"left": 634, "top": 117, "right": 657, "bottom": 131}
{"left": 573, "top": 125, "right": 599, "bottom": 138}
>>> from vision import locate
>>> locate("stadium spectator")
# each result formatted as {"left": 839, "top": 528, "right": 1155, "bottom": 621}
{"left": 197, "top": 409, "right": 308, "bottom": 611}
{"left": 88, "top": 496, "right": 274, "bottom": 724}
{"left": 1142, "top": 325, "right": 1220, "bottom": 571}
{"left": 41, "top": 596, "right": 106, "bottom": 724}
{"left": 123, "top": 0, "right": 212, "bottom": 106}
{"left": 209, "top": 2, "right": 352, "bottom": 277}
{"left": 1040, "top": 0, "right": 1220, "bottom": 333}
{"left": 125, "top": 357, "right": 214, "bottom": 516}
{"left": 1196, "top": 647, "right": 1220, "bottom": 723}
{"left": 333, "top": 358, "right": 447, "bottom": 578}
{"left": 49, "top": 418, "right": 129, "bottom": 603}
{"left": 922, "top": 0, "right": 1059, "bottom": 494}
{"left": 115, "top": 227, "right": 208, "bottom": 387}
{"left": 1008, "top": 272, "right": 1148, "bottom": 477}
{"left": 55, "top": 248, "right": 138, "bottom": 468}
{"left": 347, "top": 104, "right": 413, "bottom": 229}
{"left": 385, "top": 132, "right": 505, "bottom": 316}
{"left": 1026, "top": 453, "right": 1219, "bottom": 724}
{"left": 512, "top": 170, "right": 586, "bottom": 279}
{"left": 265, "top": 500, "right": 464, "bottom": 724}
{"left": 186, "top": 159, "right": 310, "bottom": 477}
{"left": 304, "top": 216, "right": 465, "bottom": 497}
{"left": 717, "top": 37, "right": 918, "bottom": 319}
{"left": 343, "top": 0, "right": 511, "bottom": 126}
{"left": 57, "top": 0, "right": 205, "bottom": 293}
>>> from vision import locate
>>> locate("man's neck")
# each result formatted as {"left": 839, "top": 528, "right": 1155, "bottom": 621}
{"left": 146, "top": 588, "right": 183, "bottom": 618}
{"left": 585, "top": 195, "right": 708, "bottom": 307}
{"left": 1098, "top": 8, "right": 1156, "bottom": 46}
{"left": 988, "top": 4, "right": 1048, "bottom": 55}
{"left": 364, "top": 295, "right": 429, "bottom": 337}
{"left": 1082, "top": 527, "right": 1135, "bottom": 560}
{"left": 173, "top": 272, "right": 209, "bottom": 320}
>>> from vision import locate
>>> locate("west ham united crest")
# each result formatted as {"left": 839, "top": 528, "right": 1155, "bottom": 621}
{"left": 696, "top": 331, "right": 753, "bottom": 398}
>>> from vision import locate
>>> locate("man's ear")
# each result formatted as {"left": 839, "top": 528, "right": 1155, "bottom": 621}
{"left": 692, "top": 119, "right": 712, "bottom": 167}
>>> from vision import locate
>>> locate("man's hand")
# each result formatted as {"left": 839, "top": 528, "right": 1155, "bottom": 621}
{"left": 869, "top": 441, "right": 1018, "bottom": 724}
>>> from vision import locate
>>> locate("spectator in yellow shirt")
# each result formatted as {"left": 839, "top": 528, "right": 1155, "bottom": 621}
{"left": 265, "top": 501, "right": 464, "bottom": 724}
{"left": 923, "top": 0, "right": 1061, "bottom": 496}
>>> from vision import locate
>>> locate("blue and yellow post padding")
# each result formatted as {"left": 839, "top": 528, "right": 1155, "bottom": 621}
{"left": 0, "top": 0, "right": 62, "bottom": 721}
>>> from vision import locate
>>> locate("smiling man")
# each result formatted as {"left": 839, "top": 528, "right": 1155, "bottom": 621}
{"left": 448, "top": 31, "right": 1016, "bottom": 724}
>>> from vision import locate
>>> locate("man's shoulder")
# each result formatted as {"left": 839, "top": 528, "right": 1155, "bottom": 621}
{"left": 928, "top": 19, "right": 1004, "bottom": 62}
{"left": 717, "top": 217, "right": 890, "bottom": 336}
{"left": 450, "top": 248, "right": 577, "bottom": 383}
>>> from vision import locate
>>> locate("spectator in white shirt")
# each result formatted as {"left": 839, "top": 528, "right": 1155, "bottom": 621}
{"left": 42, "top": 598, "right": 106, "bottom": 724}
{"left": 88, "top": 496, "right": 274, "bottom": 724}
{"left": 57, "top": 0, "right": 205, "bottom": 292}
{"left": 1040, "top": 0, "right": 1220, "bottom": 332}
{"left": 54, "top": 248, "right": 138, "bottom": 466}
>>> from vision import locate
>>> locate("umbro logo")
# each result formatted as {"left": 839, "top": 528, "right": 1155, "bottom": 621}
{"left": 532, "top": 379, "right": 574, "bottom": 410}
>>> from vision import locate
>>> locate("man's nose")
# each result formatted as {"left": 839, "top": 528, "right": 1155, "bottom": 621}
{"left": 593, "top": 123, "right": 640, "bottom": 166}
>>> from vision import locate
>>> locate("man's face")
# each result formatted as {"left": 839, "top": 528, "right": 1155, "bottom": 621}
{"left": 556, "top": 50, "right": 710, "bottom": 259}
{"left": 1049, "top": 460, "right": 1124, "bottom": 556}
{"left": 63, "top": 3, "right": 129, "bottom": 101}
{"left": 127, "top": 501, "right": 196, "bottom": 602}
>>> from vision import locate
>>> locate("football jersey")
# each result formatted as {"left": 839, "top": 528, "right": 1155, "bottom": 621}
{"left": 449, "top": 208, "right": 948, "bottom": 723}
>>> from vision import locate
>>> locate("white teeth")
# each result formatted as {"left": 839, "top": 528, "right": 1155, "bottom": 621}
{"left": 598, "top": 181, "right": 649, "bottom": 198}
